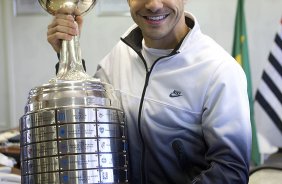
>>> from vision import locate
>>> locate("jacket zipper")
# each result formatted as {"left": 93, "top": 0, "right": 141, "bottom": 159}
{"left": 138, "top": 70, "right": 150, "bottom": 184}
{"left": 137, "top": 54, "right": 177, "bottom": 184}
{"left": 137, "top": 60, "right": 158, "bottom": 184}
{"left": 121, "top": 36, "right": 180, "bottom": 184}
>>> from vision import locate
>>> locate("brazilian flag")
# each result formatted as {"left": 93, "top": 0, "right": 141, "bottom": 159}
{"left": 232, "top": 0, "right": 261, "bottom": 166}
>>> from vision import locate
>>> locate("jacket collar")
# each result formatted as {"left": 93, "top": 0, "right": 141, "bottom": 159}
{"left": 121, "top": 12, "right": 196, "bottom": 54}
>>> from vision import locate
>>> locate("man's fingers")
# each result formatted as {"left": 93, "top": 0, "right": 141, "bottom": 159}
{"left": 54, "top": 14, "right": 74, "bottom": 21}
{"left": 51, "top": 15, "right": 76, "bottom": 29}
{"left": 48, "top": 17, "right": 78, "bottom": 36}
{"left": 46, "top": 11, "right": 83, "bottom": 53}
{"left": 75, "top": 16, "right": 83, "bottom": 33}
{"left": 47, "top": 24, "right": 78, "bottom": 37}
{"left": 47, "top": 32, "right": 72, "bottom": 53}
{"left": 48, "top": 31, "right": 73, "bottom": 43}
{"left": 56, "top": 7, "right": 81, "bottom": 16}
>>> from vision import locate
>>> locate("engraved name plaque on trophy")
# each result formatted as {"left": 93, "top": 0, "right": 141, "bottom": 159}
{"left": 19, "top": 1, "right": 129, "bottom": 183}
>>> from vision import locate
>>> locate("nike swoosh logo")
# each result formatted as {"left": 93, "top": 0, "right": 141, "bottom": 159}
{"left": 169, "top": 90, "right": 182, "bottom": 98}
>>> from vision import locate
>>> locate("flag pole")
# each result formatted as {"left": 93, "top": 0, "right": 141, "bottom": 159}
{"left": 232, "top": 0, "right": 261, "bottom": 166}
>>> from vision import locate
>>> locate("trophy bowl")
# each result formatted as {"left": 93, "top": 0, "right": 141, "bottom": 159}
{"left": 38, "top": 0, "right": 97, "bottom": 16}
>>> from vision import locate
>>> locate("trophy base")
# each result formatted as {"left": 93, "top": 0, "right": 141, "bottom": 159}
{"left": 20, "top": 80, "right": 129, "bottom": 184}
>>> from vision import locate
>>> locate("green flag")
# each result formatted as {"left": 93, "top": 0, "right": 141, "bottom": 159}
{"left": 232, "top": 0, "right": 261, "bottom": 166}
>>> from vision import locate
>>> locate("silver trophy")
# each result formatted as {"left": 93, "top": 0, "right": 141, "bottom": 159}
{"left": 19, "top": 1, "right": 129, "bottom": 183}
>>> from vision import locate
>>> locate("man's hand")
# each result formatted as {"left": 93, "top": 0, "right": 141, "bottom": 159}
{"left": 47, "top": 8, "right": 83, "bottom": 53}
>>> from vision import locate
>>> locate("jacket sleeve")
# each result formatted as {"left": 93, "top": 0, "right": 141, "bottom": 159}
{"left": 192, "top": 61, "right": 252, "bottom": 184}
{"left": 94, "top": 64, "right": 111, "bottom": 84}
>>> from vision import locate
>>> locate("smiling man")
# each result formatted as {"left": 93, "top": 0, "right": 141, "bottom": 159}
{"left": 47, "top": 0, "right": 252, "bottom": 183}
{"left": 128, "top": 0, "right": 189, "bottom": 49}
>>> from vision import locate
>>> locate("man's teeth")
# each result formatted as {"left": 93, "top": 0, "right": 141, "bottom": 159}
{"left": 147, "top": 15, "right": 167, "bottom": 21}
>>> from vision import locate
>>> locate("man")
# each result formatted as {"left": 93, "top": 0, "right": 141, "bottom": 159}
{"left": 47, "top": 0, "right": 252, "bottom": 183}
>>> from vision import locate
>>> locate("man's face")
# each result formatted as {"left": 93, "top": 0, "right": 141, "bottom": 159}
{"left": 127, "top": 0, "right": 186, "bottom": 48}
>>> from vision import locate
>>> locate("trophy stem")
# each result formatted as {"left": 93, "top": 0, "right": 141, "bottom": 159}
{"left": 50, "top": 25, "right": 97, "bottom": 83}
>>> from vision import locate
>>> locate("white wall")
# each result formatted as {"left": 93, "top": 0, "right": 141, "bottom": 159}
{"left": 0, "top": 0, "right": 10, "bottom": 130}
{"left": 0, "top": 0, "right": 282, "bottom": 151}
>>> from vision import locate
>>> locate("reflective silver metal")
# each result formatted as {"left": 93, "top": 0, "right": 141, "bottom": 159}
{"left": 20, "top": 82, "right": 129, "bottom": 183}
{"left": 20, "top": 1, "right": 129, "bottom": 183}
{"left": 38, "top": 0, "right": 96, "bottom": 16}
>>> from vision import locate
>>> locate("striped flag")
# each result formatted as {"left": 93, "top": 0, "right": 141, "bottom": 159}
{"left": 255, "top": 17, "right": 282, "bottom": 149}
{"left": 232, "top": 0, "right": 261, "bottom": 166}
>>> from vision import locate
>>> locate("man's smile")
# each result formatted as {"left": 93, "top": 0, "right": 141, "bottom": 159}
{"left": 143, "top": 14, "right": 169, "bottom": 21}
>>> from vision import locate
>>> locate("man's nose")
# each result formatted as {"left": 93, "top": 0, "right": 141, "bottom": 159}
{"left": 145, "top": 0, "right": 163, "bottom": 12}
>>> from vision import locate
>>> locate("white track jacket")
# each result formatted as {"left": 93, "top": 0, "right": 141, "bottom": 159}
{"left": 95, "top": 12, "right": 252, "bottom": 184}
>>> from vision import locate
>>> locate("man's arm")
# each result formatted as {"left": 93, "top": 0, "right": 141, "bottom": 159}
{"left": 193, "top": 61, "right": 252, "bottom": 184}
